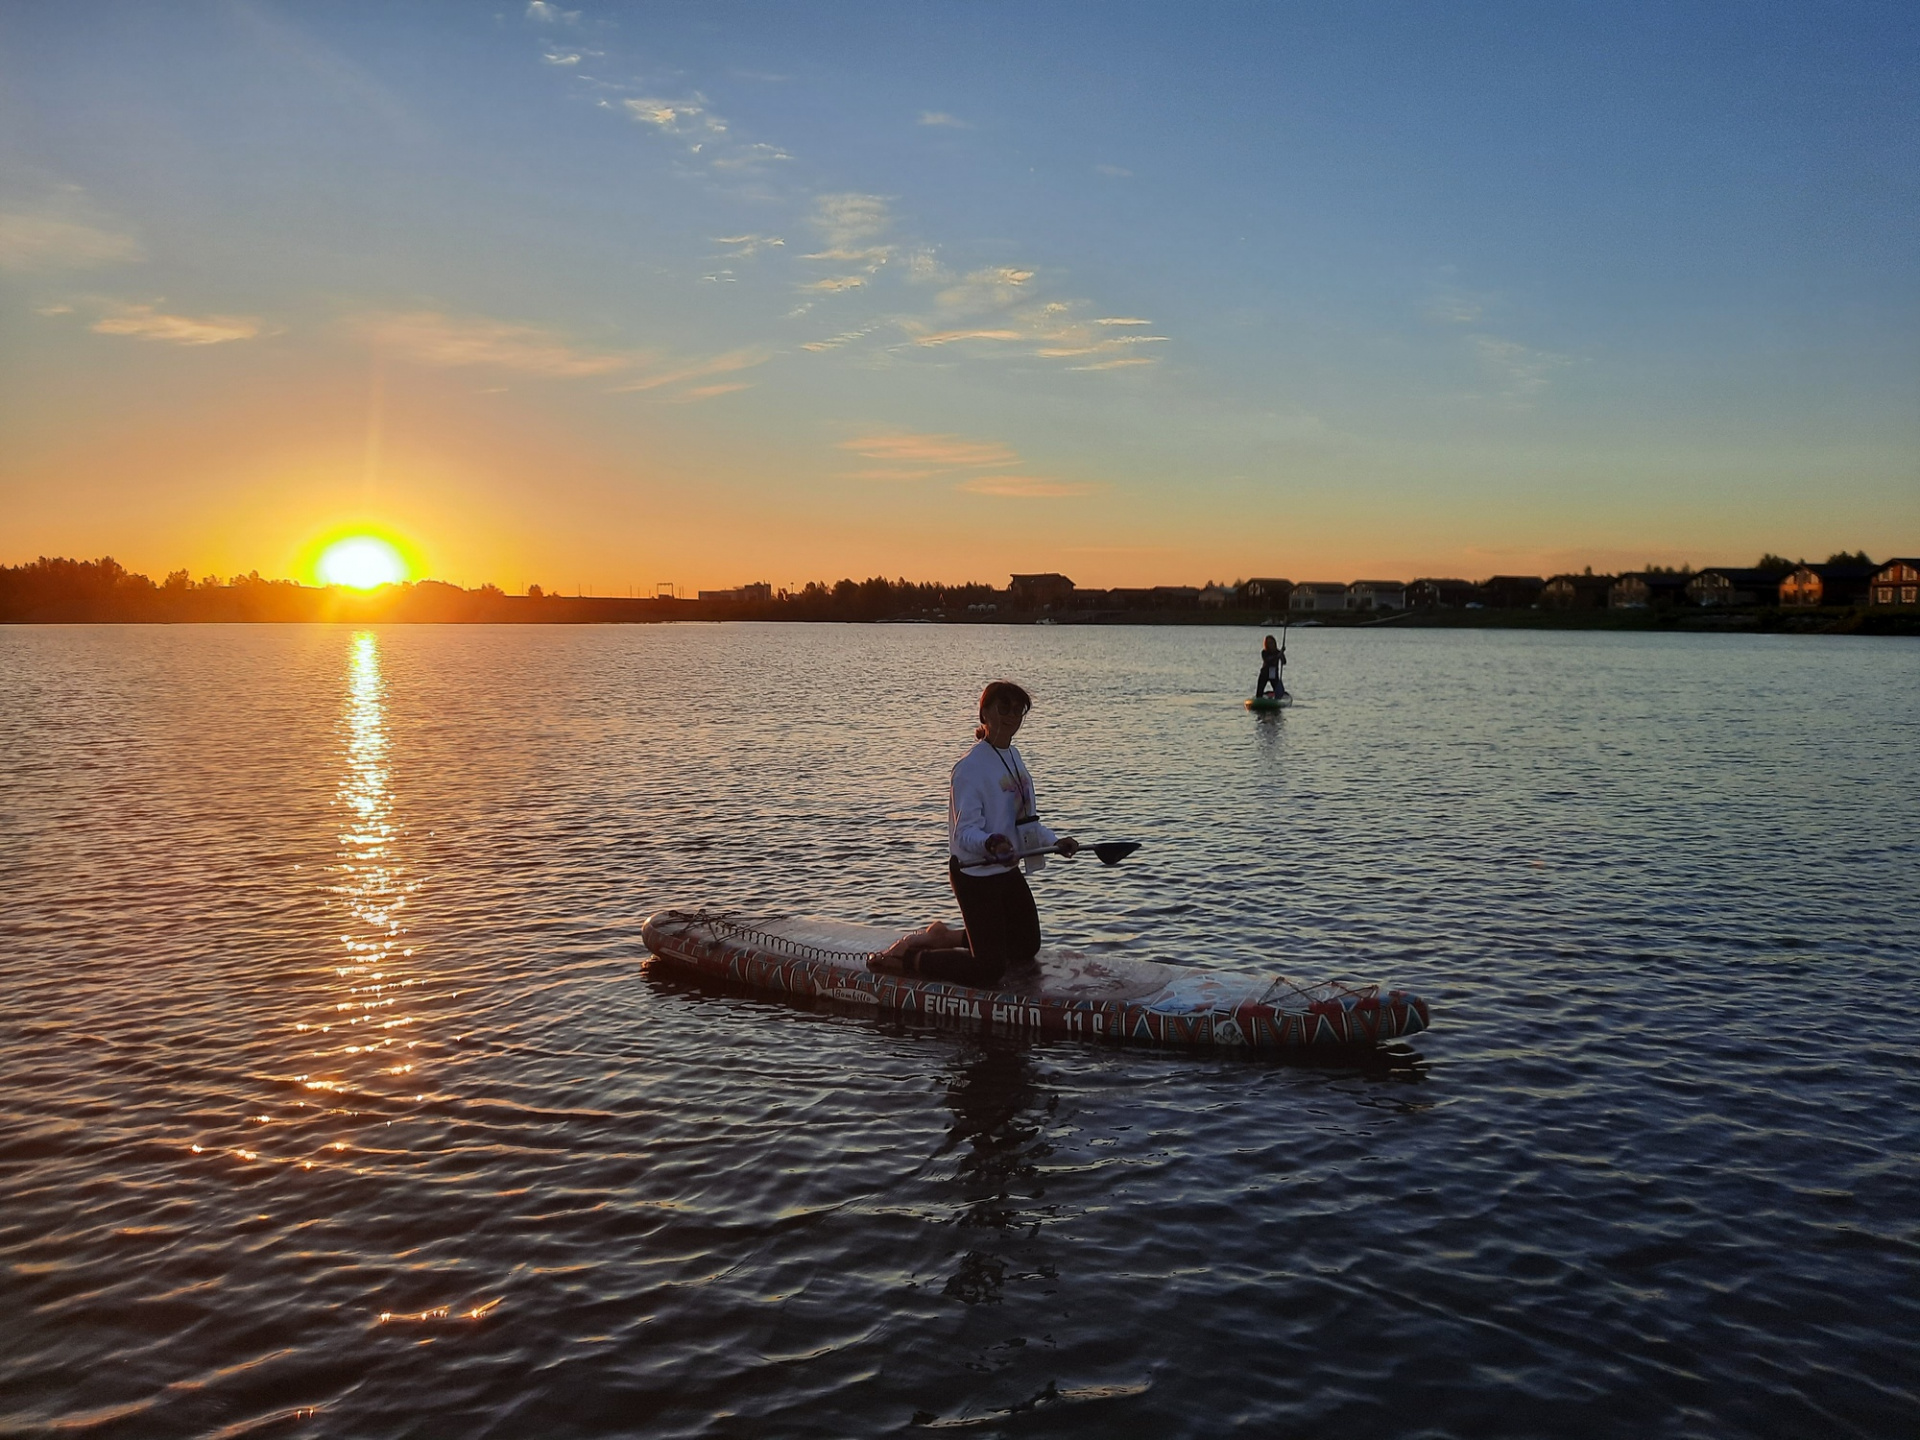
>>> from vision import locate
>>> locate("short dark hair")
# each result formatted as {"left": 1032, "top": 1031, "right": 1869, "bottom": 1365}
{"left": 976, "top": 680, "right": 1033, "bottom": 737}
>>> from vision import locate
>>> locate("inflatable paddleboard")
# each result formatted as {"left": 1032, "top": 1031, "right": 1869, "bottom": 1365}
{"left": 641, "top": 910, "right": 1428, "bottom": 1050}
{"left": 1246, "top": 694, "right": 1293, "bottom": 711}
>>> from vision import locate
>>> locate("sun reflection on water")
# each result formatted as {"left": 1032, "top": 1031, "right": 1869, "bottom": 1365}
{"left": 328, "top": 632, "right": 418, "bottom": 1077}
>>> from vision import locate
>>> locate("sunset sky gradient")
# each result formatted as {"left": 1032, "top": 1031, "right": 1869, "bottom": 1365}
{"left": 3, "top": 0, "right": 1915, "bottom": 591}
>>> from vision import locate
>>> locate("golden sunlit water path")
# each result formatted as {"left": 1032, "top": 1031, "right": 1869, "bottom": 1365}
{"left": 2, "top": 623, "right": 1916, "bottom": 1437}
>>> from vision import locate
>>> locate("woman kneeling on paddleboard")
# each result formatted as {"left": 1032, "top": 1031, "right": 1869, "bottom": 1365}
{"left": 871, "top": 680, "right": 1079, "bottom": 985}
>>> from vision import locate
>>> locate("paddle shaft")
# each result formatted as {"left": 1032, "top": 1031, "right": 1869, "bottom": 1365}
{"left": 973, "top": 840, "right": 1141, "bottom": 866}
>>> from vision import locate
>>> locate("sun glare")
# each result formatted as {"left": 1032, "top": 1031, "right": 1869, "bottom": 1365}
{"left": 318, "top": 536, "right": 409, "bottom": 589}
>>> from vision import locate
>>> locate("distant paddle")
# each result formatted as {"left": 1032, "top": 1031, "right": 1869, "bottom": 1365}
{"left": 997, "top": 841, "right": 1141, "bottom": 866}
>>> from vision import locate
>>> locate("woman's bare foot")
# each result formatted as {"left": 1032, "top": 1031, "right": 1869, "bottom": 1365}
{"left": 879, "top": 921, "right": 963, "bottom": 958}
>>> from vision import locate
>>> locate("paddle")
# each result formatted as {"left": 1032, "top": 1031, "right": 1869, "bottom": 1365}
{"left": 992, "top": 840, "right": 1141, "bottom": 866}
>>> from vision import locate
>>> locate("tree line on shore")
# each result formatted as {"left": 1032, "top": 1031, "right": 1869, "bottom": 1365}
{"left": 0, "top": 557, "right": 1014, "bottom": 623}
{"left": 0, "top": 552, "right": 1897, "bottom": 625}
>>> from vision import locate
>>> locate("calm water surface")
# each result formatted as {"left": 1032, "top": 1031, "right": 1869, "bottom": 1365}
{"left": 3, "top": 623, "right": 1917, "bottom": 1438}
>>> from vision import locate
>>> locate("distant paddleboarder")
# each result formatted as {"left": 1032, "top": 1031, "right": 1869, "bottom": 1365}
{"left": 1255, "top": 632, "right": 1287, "bottom": 700}
{"left": 871, "top": 680, "right": 1079, "bottom": 986}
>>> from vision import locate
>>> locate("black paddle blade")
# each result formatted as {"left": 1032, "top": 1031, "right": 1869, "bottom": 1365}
{"left": 1091, "top": 841, "right": 1141, "bottom": 866}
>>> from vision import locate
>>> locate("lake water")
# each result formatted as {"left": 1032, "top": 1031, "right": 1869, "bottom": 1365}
{"left": 3, "top": 622, "right": 1916, "bottom": 1438}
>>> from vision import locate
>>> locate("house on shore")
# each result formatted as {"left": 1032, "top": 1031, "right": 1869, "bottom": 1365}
{"left": 1542, "top": 573, "right": 1615, "bottom": 610}
{"left": 1609, "top": 573, "right": 1690, "bottom": 608}
{"left": 696, "top": 582, "right": 773, "bottom": 603}
{"left": 1869, "top": 559, "right": 1920, "bottom": 606}
{"left": 1199, "top": 584, "right": 1235, "bottom": 609}
{"left": 1409, "top": 578, "right": 1480, "bottom": 610}
{"left": 1346, "top": 580, "right": 1407, "bottom": 611}
{"left": 1782, "top": 563, "right": 1877, "bottom": 607}
{"left": 1686, "top": 568, "right": 1782, "bottom": 607}
{"left": 1481, "top": 575, "right": 1545, "bottom": 609}
{"left": 1009, "top": 573, "right": 1075, "bottom": 608}
{"left": 1239, "top": 577, "right": 1293, "bottom": 609}
{"left": 1290, "top": 582, "right": 1349, "bottom": 613}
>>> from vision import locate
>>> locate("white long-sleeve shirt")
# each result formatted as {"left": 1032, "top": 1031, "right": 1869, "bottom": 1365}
{"left": 949, "top": 740, "right": 1058, "bottom": 877}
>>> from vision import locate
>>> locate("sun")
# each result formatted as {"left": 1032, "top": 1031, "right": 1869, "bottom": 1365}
{"left": 317, "top": 535, "right": 410, "bottom": 589}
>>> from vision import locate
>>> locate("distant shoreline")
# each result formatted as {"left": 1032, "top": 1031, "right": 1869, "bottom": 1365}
{"left": 4, "top": 598, "right": 1914, "bottom": 636}
{"left": 6, "top": 557, "right": 1916, "bottom": 634}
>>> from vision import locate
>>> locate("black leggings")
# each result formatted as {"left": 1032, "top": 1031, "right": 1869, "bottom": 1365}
{"left": 910, "top": 860, "right": 1042, "bottom": 987}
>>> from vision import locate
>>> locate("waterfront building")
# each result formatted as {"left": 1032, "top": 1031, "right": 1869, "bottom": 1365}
{"left": 1239, "top": 577, "right": 1294, "bottom": 608}
{"left": 1009, "top": 573, "right": 1075, "bottom": 608}
{"left": 1481, "top": 575, "right": 1545, "bottom": 609}
{"left": 1542, "top": 573, "right": 1616, "bottom": 610}
{"left": 1408, "top": 579, "right": 1480, "bottom": 610}
{"left": 1346, "top": 581, "right": 1407, "bottom": 611}
{"left": 1686, "top": 569, "right": 1782, "bottom": 607}
{"left": 1868, "top": 559, "right": 1920, "bottom": 607}
{"left": 1199, "top": 584, "right": 1235, "bottom": 609}
{"left": 696, "top": 582, "right": 773, "bottom": 602}
{"left": 1609, "top": 573, "right": 1690, "bottom": 608}
{"left": 1290, "top": 583, "right": 1349, "bottom": 613}
{"left": 1783, "top": 563, "right": 1875, "bottom": 607}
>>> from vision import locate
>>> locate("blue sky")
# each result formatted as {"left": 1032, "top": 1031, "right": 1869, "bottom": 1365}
{"left": 2, "top": 0, "right": 1914, "bottom": 589}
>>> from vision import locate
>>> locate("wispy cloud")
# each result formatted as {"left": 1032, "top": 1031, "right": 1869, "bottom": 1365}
{"left": 352, "top": 310, "right": 635, "bottom": 376}
{"left": 796, "top": 194, "right": 894, "bottom": 296}
{"left": 525, "top": 1, "right": 579, "bottom": 23}
{"left": 800, "top": 321, "right": 884, "bottom": 353}
{"left": 958, "top": 475, "right": 1099, "bottom": 498}
{"left": 811, "top": 193, "right": 891, "bottom": 249}
{"left": 624, "top": 96, "right": 726, "bottom": 139}
{"left": 1427, "top": 290, "right": 1487, "bottom": 324}
{"left": 714, "top": 233, "right": 784, "bottom": 259}
{"left": 669, "top": 381, "right": 753, "bottom": 403}
{"left": 1040, "top": 334, "right": 1166, "bottom": 359}
{"left": 840, "top": 432, "right": 1019, "bottom": 468}
{"left": 934, "top": 265, "right": 1034, "bottom": 312}
{"left": 91, "top": 303, "right": 261, "bottom": 346}
{"left": 837, "top": 431, "right": 1094, "bottom": 497}
{"left": 874, "top": 262, "right": 1169, "bottom": 372}
{"left": 844, "top": 467, "right": 937, "bottom": 482}
{"left": 619, "top": 92, "right": 796, "bottom": 173}
{"left": 543, "top": 50, "right": 582, "bottom": 66}
{"left": 0, "top": 210, "right": 142, "bottom": 272}
{"left": 911, "top": 327, "right": 1026, "bottom": 347}
{"left": 905, "top": 248, "right": 948, "bottom": 284}
{"left": 608, "top": 347, "right": 770, "bottom": 393}
{"left": 352, "top": 309, "right": 772, "bottom": 399}
{"left": 1094, "top": 164, "right": 1132, "bottom": 178}
{"left": 919, "top": 310, "right": 1166, "bottom": 368}
{"left": 712, "top": 142, "right": 792, "bottom": 171}
{"left": 1470, "top": 334, "right": 1572, "bottom": 400}
{"left": 918, "top": 111, "right": 970, "bottom": 128}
